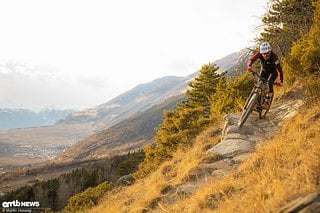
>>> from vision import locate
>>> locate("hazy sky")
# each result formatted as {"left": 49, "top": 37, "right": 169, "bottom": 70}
{"left": 0, "top": 0, "right": 267, "bottom": 111}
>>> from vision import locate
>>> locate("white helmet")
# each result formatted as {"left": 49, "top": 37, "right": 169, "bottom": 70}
{"left": 260, "top": 42, "right": 272, "bottom": 54}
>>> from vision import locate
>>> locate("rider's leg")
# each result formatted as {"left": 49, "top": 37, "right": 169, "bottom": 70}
{"left": 268, "top": 71, "right": 278, "bottom": 97}
{"left": 260, "top": 70, "right": 273, "bottom": 98}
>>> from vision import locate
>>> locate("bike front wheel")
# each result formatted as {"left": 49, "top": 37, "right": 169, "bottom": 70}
{"left": 238, "top": 93, "right": 259, "bottom": 128}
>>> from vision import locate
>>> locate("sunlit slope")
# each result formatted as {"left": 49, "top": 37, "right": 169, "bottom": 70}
{"left": 90, "top": 99, "right": 319, "bottom": 212}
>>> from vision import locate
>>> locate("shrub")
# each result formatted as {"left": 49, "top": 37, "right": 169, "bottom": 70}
{"left": 64, "top": 181, "right": 113, "bottom": 213}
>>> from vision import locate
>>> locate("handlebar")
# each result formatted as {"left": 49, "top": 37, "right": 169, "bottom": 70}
{"left": 250, "top": 71, "right": 277, "bottom": 85}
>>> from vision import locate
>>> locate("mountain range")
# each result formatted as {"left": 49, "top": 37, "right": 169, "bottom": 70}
{"left": 58, "top": 75, "right": 194, "bottom": 131}
{"left": 0, "top": 48, "right": 249, "bottom": 169}
{"left": 59, "top": 48, "right": 250, "bottom": 130}
{"left": 0, "top": 108, "right": 74, "bottom": 130}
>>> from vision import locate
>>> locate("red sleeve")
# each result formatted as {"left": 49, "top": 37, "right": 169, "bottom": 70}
{"left": 247, "top": 52, "right": 260, "bottom": 68}
{"left": 273, "top": 55, "right": 284, "bottom": 82}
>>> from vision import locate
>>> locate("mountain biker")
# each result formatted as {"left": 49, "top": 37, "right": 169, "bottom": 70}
{"left": 246, "top": 42, "right": 284, "bottom": 109}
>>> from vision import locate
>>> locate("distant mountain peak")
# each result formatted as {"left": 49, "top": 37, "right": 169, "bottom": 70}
{"left": 59, "top": 49, "right": 247, "bottom": 130}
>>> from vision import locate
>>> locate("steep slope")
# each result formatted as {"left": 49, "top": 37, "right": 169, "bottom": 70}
{"left": 90, "top": 87, "right": 320, "bottom": 212}
{"left": 56, "top": 94, "right": 186, "bottom": 163}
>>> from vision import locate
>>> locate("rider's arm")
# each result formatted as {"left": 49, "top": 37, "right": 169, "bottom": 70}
{"left": 247, "top": 52, "right": 260, "bottom": 71}
{"left": 274, "top": 56, "right": 283, "bottom": 82}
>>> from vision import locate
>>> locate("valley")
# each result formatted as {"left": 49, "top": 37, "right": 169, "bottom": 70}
{"left": 0, "top": 123, "right": 94, "bottom": 170}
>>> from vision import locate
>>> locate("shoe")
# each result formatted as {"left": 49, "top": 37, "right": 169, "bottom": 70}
{"left": 252, "top": 103, "right": 257, "bottom": 110}
{"left": 263, "top": 102, "right": 270, "bottom": 109}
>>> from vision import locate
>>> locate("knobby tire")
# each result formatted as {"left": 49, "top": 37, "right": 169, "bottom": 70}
{"left": 238, "top": 93, "right": 258, "bottom": 128}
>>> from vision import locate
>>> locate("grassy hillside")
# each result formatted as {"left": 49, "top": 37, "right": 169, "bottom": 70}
{"left": 56, "top": 94, "right": 185, "bottom": 162}
{"left": 89, "top": 98, "right": 319, "bottom": 212}
{"left": 89, "top": 125, "right": 221, "bottom": 212}
{"left": 169, "top": 100, "right": 320, "bottom": 212}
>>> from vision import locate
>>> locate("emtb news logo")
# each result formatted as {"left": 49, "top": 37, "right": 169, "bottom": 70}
{"left": 2, "top": 200, "right": 40, "bottom": 208}
{"left": 1, "top": 200, "right": 40, "bottom": 212}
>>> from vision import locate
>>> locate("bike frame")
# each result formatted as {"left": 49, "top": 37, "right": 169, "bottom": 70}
{"left": 244, "top": 72, "right": 270, "bottom": 111}
{"left": 238, "top": 72, "right": 274, "bottom": 127}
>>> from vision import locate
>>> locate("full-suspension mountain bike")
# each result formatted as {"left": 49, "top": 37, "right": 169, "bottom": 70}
{"left": 237, "top": 71, "right": 275, "bottom": 128}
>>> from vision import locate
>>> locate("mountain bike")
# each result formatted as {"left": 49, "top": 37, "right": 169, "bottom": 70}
{"left": 237, "top": 71, "right": 275, "bottom": 128}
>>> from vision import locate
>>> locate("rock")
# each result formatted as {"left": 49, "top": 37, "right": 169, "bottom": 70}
{"left": 225, "top": 125, "right": 254, "bottom": 135}
{"left": 232, "top": 153, "right": 251, "bottom": 163}
{"left": 176, "top": 184, "right": 198, "bottom": 197}
{"left": 248, "top": 135, "right": 264, "bottom": 143}
{"left": 208, "top": 139, "right": 253, "bottom": 158}
{"left": 255, "top": 120, "right": 274, "bottom": 129}
{"left": 202, "top": 153, "right": 224, "bottom": 164}
{"left": 252, "top": 129, "right": 266, "bottom": 138}
{"left": 222, "top": 133, "right": 248, "bottom": 141}
{"left": 199, "top": 159, "right": 232, "bottom": 173}
{"left": 116, "top": 174, "right": 135, "bottom": 186}
{"left": 211, "top": 169, "right": 229, "bottom": 179}
{"left": 223, "top": 114, "right": 239, "bottom": 126}
{"left": 283, "top": 110, "right": 300, "bottom": 120}
{"left": 160, "top": 185, "right": 175, "bottom": 195}
{"left": 278, "top": 192, "right": 320, "bottom": 213}
{"left": 185, "top": 167, "right": 211, "bottom": 182}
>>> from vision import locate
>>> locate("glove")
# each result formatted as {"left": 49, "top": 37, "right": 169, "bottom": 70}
{"left": 276, "top": 81, "right": 283, "bottom": 87}
{"left": 247, "top": 66, "right": 253, "bottom": 72}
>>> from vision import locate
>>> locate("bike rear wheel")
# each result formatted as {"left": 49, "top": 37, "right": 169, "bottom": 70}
{"left": 238, "top": 93, "right": 258, "bottom": 128}
{"left": 259, "top": 93, "right": 273, "bottom": 119}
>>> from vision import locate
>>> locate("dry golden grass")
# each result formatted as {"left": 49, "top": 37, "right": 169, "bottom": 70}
{"left": 91, "top": 100, "right": 319, "bottom": 213}
{"left": 90, "top": 126, "right": 221, "bottom": 213}
{"left": 169, "top": 101, "right": 320, "bottom": 212}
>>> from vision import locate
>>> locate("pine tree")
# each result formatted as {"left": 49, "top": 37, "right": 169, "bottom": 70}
{"left": 284, "top": 1, "right": 320, "bottom": 100}
{"left": 187, "top": 63, "right": 221, "bottom": 112}
{"left": 260, "top": 0, "right": 316, "bottom": 56}
{"left": 136, "top": 63, "right": 222, "bottom": 177}
{"left": 210, "top": 74, "right": 255, "bottom": 118}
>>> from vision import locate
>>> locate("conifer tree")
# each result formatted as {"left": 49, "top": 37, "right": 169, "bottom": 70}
{"left": 284, "top": 1, "right": 320, "bottom": 100}
{"left": 187, "top": 63, "right": 221, "bottom": 112}
{"left": 260, "top": 0, "right": 316, "bottom": 56}
{"left": 210, "top": 74, "right": 255, "bottom": 118}
{"left": 136, "top": 63, "right": 222, "bottom": 177}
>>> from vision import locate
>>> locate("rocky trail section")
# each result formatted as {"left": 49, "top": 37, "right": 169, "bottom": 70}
{"left": 207, "top": 98, "right": 305, "bottom": 161}
{"left": 158, "top": 95, "right": 308, "bottom": 210}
